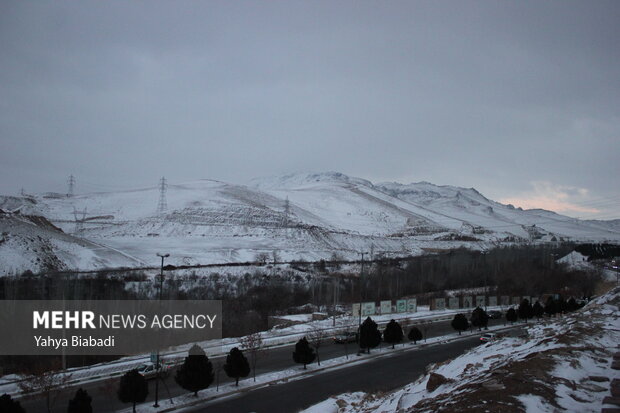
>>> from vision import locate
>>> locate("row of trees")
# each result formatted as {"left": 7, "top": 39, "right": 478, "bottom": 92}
{"left": 117, "top": 343, "right": 253, "bottom": 412}
{"left": 0, "top": 388, "right": 91, "bottom": 413}
{"left": 450, "top": 296, "right": 586, "bottom": 335}
{"left": 1, "top": 342, "right": 255, "bottom": 413}
{"left": 292, "top": 317, "right": 426, "bottom": 370}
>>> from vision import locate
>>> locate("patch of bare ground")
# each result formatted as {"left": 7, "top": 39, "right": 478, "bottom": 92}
{"left": 401, "top": 293, "right": 619, "bottom": 413}
{"left": 406, "top": 352, "right": 560, "bottom": 413}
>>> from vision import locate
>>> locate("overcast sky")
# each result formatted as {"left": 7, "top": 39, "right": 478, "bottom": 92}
{"left": 1, "top": 1, "right": 618, "bottom": 219}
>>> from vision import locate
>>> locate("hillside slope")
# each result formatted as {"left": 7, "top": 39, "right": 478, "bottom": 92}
{"left": 302, "top": 287, "right": 620, "bottom": 413}
{"left": 1, "top": 172, "right": 618, "bottom": 273}
{"left": 0, "top": 210, "right": 144, "bottom": 276}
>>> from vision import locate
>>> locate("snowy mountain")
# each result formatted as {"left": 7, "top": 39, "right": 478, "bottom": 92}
{"left": 1, "top": 172, "right": 619, "bottom": 274}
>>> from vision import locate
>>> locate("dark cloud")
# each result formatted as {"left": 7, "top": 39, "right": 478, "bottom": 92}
{"left": 0, "top": 1, "right": 618, "bottom": 218}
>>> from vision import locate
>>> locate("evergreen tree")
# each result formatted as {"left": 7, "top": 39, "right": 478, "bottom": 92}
{"left": 567, "top": 297, "right": 579, "bottom": 312}
{"left": 383, "top": 319, "right": 404, "bottom": 349}
{"left": 470, "top": 307, "right": 489, "bottom": 330}
{"left": 175, "top": 345, "right": 214, "bottom": 396}
{"left": 518, "top": 299, "right": 533, "bottom": 322}
{"left": 359, "top": 317, "right": 382, "bottom": 353}
{"left": 532, "top": 301, "right": 544, "bottom": 319}
{"left": 408, "top": 326, "right": 423, "bottom": 344}
{"left": 506, "top": 307, "right": 518, "bottom": 324}
{"left": 556, "top": 295, "right": 567, "bottom": 313}
{"left": 223, "top": 347, "right": 250, "bottom": 386}
{"left": 292, "top": 337, "right": 316, "bottom": 369}
{"left": 117, "top": 370, "right": 148, "bottom": 413}
{"left": 451, "top": 313, "right": 469, "bottom": 335}
{"left": 67, "top": 388, "right": 92, "bottom": 413}
{"left": 544, "top": 296, "right": 557, "bottom": 317}
{"left": 0, "top": 394, "right": 25, "bottom": 413}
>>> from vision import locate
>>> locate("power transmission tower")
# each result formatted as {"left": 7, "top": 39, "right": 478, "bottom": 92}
{"left": 157, "top": 177, "right": 168, "bottom": 214}
{"left": 73, "top": 207, "right": 87, "bottom": 233}
{"left": 67, "top": 175, "right": 75, "bottom": 197}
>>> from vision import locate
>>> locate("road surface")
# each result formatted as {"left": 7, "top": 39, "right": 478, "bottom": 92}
{"left": 18, "top": 317, "right": 510, "bottom": 412}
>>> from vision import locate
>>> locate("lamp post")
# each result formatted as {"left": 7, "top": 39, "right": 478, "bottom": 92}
{"left": 357, "top": 252, "right": 367, "bottom": 356}
{"left": 481, "top": 250, "right": 488, "bottom": 312}
{"left": 154, "top": 253, "right": 169, "bottom": 408}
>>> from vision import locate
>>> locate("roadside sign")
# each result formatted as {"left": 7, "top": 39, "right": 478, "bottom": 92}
{"left": 463, "top": 296, "right": 473, "bottom": 308}
{"left": 352, "top": 303, "right": 361, "bottom": 317}
{"left": 500, "top": 296, "right": 510, "bottom": 306}
{"left": 380, "top": 300, "right": 392, "bottom": 315}
{"left": 434, "top": 298, "right": 446, "bottom": 311}
{"left": 449, "top": 297, "right": 459, "bottom": 309}
{"left": 362, "top": 302, "right": 375, "bottom": 316}
{"left": 476, "top": 296, "right": 485, "bottom": 308}
{"left": 407, "top": 298, "right": 417, "bottom": 313}
{"left": 396, "top": 299, "right": 407, "bottom": 313}
{"left": 488, "top": 296, "right": 497, "bottom": 307}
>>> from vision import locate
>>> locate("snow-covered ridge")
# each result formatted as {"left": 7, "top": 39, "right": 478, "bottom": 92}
{"left": 1, "top": 171, "right": 619, "bottom": 274}
{"left": 251, "top": 171, "right": 374, "bottom": 190}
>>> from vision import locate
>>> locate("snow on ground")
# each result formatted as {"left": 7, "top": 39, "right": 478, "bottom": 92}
{"left": 1, "top": 304, "right": 488, "bottom": 397}
{"left": 557, "top": 251, "right": 590, "bottom": 269}
{"left": 118, "top": 317, "right": 514, "bottom": 413}
{"left": 2, "top": 172, "right": 619, "bottom": 274}
{"left": 0, "top": 212, "right": 142, "bottom": 276}
{"left": 300, "top": 287, "right": 620, "bottom": 413}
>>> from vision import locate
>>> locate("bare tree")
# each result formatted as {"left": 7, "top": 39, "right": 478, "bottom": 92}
{"left": 420, "top": 320, "right": 433, "bottom": 343}
{"left": 18, "top": 360, "right": 72, "bottom": 413}
{"left": 336, "top": 315, "right": 356, "bottom": 359}
{"left": 240, "top": 332, "right": 264, "bottom": 382}
{"left": 271, "top": 250, "right": 280, "bottom": 265}
{"left": 255, "top": 252, "right": 270, "bottom": 265}
{"left": 307, "top": 325, "right": 327, "bottom": 366}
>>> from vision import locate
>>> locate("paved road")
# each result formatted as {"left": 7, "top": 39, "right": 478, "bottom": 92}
{"left": 187, "top": 335, "right": 484, "bottom": 413}
{"left": 18, "top": 317, "right": 508, "bottom": 412}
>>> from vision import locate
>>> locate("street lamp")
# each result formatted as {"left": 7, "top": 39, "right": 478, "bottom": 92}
{"left": 154, "top": 253, "right": 169, "bottom": 408}
{"left": 481, "top": 250, "right": 488, "bottom": 311}
{"left": 357, "top": 252, "right": 367, "bottom": 356}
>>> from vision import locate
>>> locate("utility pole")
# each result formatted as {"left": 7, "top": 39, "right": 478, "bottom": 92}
{"left": 332, "top": 275, "right": 339, "bottom": 327}
{"left": 154, "top": 252, "right": 169, "bottom": 408}
{"left": 283, "top": 197, "right": 290, "bottom": 228}
{"left": 157, "top": 177, "right": 168, "bottom": 214}
{"left": 67, "top": 175, "right": 75, "bottom": 197}
{"left": 482, "top": 250, "right": 488, "bottom": 311}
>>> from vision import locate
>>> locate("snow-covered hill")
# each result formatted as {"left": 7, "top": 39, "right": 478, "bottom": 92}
{"left": 1, "top": 172, "right": 619, "bottom": 274}
{"left": 0, "top": 210, "right": 143, "bottom": 276}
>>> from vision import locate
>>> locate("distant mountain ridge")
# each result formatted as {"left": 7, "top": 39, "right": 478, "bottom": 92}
{"left": 1, "top": 171, "right": 618, "bottom": 274}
